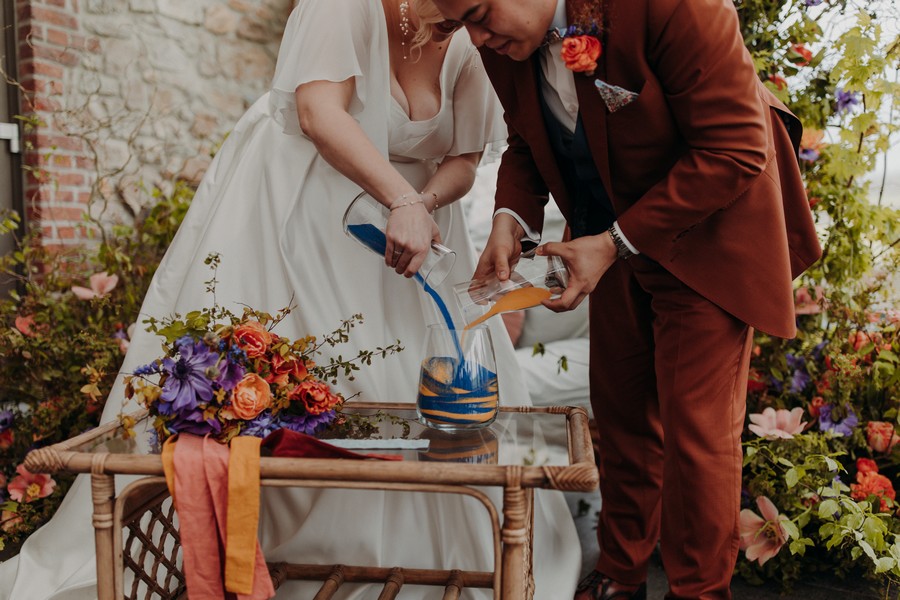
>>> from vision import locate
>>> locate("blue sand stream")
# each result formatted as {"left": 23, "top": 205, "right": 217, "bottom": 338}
{"left": 347, "top": 223, "right": 499, "bottom": 427}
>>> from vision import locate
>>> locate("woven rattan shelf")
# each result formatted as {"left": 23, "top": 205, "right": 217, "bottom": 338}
{"left": 24, "top": 402, "right": 598, "bottom": 600}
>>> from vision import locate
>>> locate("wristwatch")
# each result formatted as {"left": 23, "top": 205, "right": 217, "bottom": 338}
{"left": 607, "top": 225, "right": 633, "bottom": 260}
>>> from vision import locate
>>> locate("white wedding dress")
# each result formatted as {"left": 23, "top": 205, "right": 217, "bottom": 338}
{"left": 0, "top": 1, "right": 580, "bottom": 598}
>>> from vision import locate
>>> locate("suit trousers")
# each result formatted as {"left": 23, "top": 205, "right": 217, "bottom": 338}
{"left": 589, "top": 255, "right": 753, "bottom": 599}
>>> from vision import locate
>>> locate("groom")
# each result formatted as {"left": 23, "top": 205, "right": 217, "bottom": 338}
{"left": 430, "top": 0, "right": 821, "bottom": 598}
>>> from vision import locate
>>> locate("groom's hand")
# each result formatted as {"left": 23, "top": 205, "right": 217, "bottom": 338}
{"left": 474, "top": 213, "right": 525, "bottom": 281}
{"left": 537, "top": 234, "right": 617, "bottom": 312}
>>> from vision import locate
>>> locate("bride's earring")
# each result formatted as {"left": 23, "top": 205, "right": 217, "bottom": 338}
{"left": 399, "top": 0, "right": 410, "bottom": 60}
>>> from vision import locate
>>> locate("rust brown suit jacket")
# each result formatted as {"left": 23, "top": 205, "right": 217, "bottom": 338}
{"left": 480, "top": 0, "right": 822, "bottom": 338}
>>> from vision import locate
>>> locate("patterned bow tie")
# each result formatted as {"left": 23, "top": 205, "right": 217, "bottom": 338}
{"left": 542, "top": 27, "right": 567, "bottom": 47}
{"left": 541, "top": 23, "right": 602, "bottom": 47}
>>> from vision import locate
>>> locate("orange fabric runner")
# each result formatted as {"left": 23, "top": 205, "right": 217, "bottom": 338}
{"left": 159, "top": 429, "right": 400, "bottom": 599}
{"left": 161, "top": 433, "right": 274, "bottom": 600}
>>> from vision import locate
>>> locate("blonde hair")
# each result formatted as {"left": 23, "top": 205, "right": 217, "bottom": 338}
{"left": 410, "top": 0, "right": 443, "bottom": 51}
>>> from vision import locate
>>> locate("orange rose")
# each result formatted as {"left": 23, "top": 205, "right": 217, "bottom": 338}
{"left": 560, "top": 35, "right": 601, "bottom": 74}
{"left": 233, "top": 320, "right": 273, "bottom": 358}
{"left": 290, "top": 380, "right": 340, "bottom": 415}
{"left": 231, "top": 373, "right": 272, "bottom": 420}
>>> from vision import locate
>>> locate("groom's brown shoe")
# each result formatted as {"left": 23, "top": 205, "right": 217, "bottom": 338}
{"left": 573, "top": 570, "right": 647, "bottom": 600}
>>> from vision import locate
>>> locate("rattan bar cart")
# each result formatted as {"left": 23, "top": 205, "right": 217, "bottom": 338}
{"left": 24, "top": 403, "right": 598, "bottom": 600}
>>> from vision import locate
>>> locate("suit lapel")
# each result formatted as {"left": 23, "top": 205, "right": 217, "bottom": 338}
{"left": 511, "top": 54, "right": 573, "bottom": 216}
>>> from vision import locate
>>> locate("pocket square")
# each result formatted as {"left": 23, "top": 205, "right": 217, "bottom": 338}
{"left": 594, "top": 79, "right": 639, "bottom": 113}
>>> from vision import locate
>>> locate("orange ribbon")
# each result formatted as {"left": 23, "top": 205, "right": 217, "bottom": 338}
{"left": 160, "top": 434, "right": 274, "bottom": 600}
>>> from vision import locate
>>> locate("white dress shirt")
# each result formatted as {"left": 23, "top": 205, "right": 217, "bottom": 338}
{"left": 495, "top": 0, "right": 638, "bottom": 255}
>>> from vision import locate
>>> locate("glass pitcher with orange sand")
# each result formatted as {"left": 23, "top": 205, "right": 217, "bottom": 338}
{"left": 453, "top": 254, "right": 569, "bottom": 330}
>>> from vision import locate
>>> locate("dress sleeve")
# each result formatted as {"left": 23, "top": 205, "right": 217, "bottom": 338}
{"left": 269, "top": 0, "right": 377, "bottom": 134}
{"left": 448, "top": 43, "right": 507, "bottom": 157}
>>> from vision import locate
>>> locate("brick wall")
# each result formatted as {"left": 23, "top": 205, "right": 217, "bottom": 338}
{"left": 14, "top": 0, "right": 294, "bottom": 248}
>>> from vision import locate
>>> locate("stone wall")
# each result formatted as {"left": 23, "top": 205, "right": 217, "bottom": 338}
{"left": 16, "top": 0, "right": 294, "bottom": 248}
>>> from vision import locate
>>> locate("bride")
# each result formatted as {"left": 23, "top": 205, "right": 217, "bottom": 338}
{"left": 0, "top": 0, "right": 581, "bottom": 598}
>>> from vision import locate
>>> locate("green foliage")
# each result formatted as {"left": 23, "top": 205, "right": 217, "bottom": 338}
{"left": 734, "top": 0, "right": 900, "bottom": 590}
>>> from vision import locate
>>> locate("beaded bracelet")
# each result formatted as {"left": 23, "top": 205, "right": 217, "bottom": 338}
{"left": 390, "top": 192, "right": 440, "bottom": 214}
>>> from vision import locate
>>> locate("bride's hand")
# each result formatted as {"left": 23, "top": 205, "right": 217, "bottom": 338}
{"left": 385, "top": 203, "right": 440, "bottom": 278}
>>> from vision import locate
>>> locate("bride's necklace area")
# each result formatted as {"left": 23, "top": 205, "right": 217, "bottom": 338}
{"left": 399, "top": 0, "right": 411, "bottom": 60}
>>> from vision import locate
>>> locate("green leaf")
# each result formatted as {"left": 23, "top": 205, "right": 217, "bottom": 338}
{"left": 781, "top": 518, "right": 800, "bottom": 540}
{"left": 874, "top": 557, "right": 895, "bottom": 574}
{"left": 819, "top": 499, "right": 840, "bottom": 519}
{"left": 785, "top": 467, "right": 800, "bottom": 488}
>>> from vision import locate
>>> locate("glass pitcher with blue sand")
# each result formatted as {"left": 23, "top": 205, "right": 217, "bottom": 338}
{"left": 342, "top": 191, "right": 456, "bottom": 286}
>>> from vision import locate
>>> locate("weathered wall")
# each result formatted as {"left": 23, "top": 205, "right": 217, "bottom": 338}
{"left": 16, "top": 0, "right": 294, "bottom": 248}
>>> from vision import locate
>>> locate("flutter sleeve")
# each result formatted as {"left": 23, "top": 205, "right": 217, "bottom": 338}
{"left": 448, "top": 43, "right": 507, "bottom": 157}
{"left": 269, "top": 0, "right": 378, "bottom": 134}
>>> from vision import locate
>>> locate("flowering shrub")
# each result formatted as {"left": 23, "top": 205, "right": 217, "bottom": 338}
{"left": 739, "top": 294, "right": 900, "bottom": 587}
{"left": 0, "top": 184, "right": 194, "bottom": 555}
{"left": 733, "top": 0, "right": 900, "bottom": 590}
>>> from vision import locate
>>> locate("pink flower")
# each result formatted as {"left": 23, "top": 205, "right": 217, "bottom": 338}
{"left": 739, "top": 496, "right": 788, "bottom": 565}
{"left": 848, "top": 330, "right": 872, "bottom": 352}
{"left": 748, "top": 407, "right": 808, "bottom": 439}
{"left": 866, "top": 421, "right": 900, "bottom": 453}
{"left": 14, "top": 315, "right": 36, "bottom": 337}
{"left": 7, "top": 465, "right": 56, "bottom": 503}
{"left": 794, "top": 286, "right": 824, "bottom": 315}
{"left": 71, "top": 271, "right": 119, "bottom": 300}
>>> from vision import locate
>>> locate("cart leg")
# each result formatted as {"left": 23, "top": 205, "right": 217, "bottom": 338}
{"left": 91, "top": 473, "right": 117, "bottom": 600}
{"left": 500, "top": 485, "right": 527, "bottom": 600}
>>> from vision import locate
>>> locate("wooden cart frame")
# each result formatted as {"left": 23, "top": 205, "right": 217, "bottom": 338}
{"left": 24, "top": 403, "right": 598, "bottom": 600}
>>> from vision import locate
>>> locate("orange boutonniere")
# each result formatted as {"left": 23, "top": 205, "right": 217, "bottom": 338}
{"left": 543, "top": 23, "right": 603, "bottom": 77}
{"left": 561, "top": 35, "right": 602, "bottom": 75}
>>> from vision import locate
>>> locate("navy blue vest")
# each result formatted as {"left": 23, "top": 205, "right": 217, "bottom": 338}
{"left": 537, "top": 70, "right": 616, "bottom": 239}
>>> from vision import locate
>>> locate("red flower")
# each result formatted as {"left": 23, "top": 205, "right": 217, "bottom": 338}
{"left": 787, "top": 43, "right": 813, "bottom": 66}
{"left": 747, "top": 368, "right": 768, "bottom": 393}
{"left": 267, "top": 355, "right": 309, "bottom": 387}
{"left": 0, "top": 429, "right": 14, "bottom": 450}
{"left": 289, "top": 380, "right": 340, "bottom": 415}
{"left": 808, "top": 396, "right": 826, "bottom": 420}
{"left": 768, "top": 74, "right": 788, "bottom": 90}
{"left": 561, "top": 35, "right": 602, "bottom": 74}
{"left": 851, "top": 470, "right": 896, "bottom": 512}
{"left": 857, "top": 457, "right": 879, "bottom": 474}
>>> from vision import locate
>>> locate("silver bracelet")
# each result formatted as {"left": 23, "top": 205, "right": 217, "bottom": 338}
{"left": 607, "top": 225, "right": 633, "bottom": 260}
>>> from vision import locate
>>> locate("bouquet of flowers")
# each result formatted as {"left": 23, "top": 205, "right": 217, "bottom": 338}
{"left": 124, "top": 254, "right": 402, "bottom": 444}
